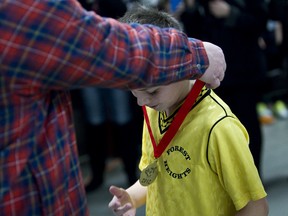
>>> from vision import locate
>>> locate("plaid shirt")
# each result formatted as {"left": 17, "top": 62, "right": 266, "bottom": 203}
{"left": 0, "top": 0, "right": 208, "bottom": 215}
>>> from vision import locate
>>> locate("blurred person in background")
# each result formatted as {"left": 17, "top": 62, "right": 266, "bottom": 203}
{"left": 79, "top": 87, "right": 142, "bottom": 192}
{"left": 257, "top": 0, "right": 288, "bottom": 122}
{"left": 269, "top": 0, "right": 288, "bottom": 113}
{"left": 269, "top": 0, "right": 288, "bottom": 73}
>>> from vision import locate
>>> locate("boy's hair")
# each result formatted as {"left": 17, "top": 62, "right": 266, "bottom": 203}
{"left": 119, "top": 4, "right": 183, "bottom": 31}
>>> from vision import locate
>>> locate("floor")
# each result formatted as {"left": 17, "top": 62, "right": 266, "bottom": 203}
{"left": 81, "top": 118, "right": 288, "bottom": 216}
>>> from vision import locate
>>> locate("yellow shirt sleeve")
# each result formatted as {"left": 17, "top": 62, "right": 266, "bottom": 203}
{"left": 208, "top": 116, "right": 267, "bottom": 210}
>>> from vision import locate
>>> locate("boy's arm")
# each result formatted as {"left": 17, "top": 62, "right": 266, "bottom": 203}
{"left": 236, "top": 198, "right": 269, "bottom": 216}
{"left": 126, "top": 180, "right": 147, "bottom": 208}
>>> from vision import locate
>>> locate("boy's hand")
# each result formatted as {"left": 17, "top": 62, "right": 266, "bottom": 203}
{"left": 200, "top": 42, "right": 226, "bottom": 89}
{"left": 108, "top": 186, "right": 136, "bottom": 216}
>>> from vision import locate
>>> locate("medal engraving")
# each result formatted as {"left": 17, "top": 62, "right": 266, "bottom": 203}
{"left": 139, "top": 160, "right": 158, "bottom": 186}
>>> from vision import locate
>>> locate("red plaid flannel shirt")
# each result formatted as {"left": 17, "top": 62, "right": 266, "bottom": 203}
{"left": 0, "top": 0, "right": 208, "bottom": 215}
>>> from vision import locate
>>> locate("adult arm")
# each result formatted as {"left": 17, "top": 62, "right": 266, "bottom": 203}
{"left": 0, "top": 0, "right": 225, "bottom": 93}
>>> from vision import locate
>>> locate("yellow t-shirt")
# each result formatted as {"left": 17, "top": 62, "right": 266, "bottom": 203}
{"left": 139, "top": 88, "right": 267, "bottom": 216}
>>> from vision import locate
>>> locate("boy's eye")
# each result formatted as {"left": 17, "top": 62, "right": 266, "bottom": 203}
{"left": 148, "top": 90, "right": 157, "bottom": 95}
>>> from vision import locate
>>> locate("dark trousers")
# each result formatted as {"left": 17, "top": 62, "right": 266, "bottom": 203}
{"left": 86, "top": 121, "right": 140, "bottom": 186}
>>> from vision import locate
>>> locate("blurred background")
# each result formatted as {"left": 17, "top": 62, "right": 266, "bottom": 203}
{"left": 72, "top": 0, "right": 288, "bottom": 215}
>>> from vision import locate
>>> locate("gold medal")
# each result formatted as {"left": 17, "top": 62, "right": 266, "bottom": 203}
{"left": 139, "top": 160, "right": 158, "bottom": 186}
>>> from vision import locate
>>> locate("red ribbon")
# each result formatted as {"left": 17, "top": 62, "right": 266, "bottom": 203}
{"left": 142, "top": 80, "right": 205, "bottom": 158}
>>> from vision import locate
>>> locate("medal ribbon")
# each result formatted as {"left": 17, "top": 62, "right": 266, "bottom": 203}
{"left": 142, "top": 80, "right": 205, "bottom": 158}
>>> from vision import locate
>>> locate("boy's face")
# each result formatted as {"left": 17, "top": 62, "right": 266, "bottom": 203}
{"left": 131, "top": 80, "right": 190, "bottom": 114}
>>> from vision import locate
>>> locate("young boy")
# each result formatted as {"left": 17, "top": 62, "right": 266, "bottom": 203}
{"left": 108, "top": 5, "right": 269, "bottom": 216}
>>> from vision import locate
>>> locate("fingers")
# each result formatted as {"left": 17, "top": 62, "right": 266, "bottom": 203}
{"left": 108, "top": 186, "right": 133, "bottom": 216}
{"left": 109, "top": 186, "right": 125, "bottom": 198}
{"left": 111, "top": 203, "right": 133, "bottom": 216}
{"left": 201, "top": 42, "right": 226, "bottom": 89}
{"left": 205, "top": 79, "right": 219, "bottom": 89}
{"left": 108, "top": 186, "right": 124, "bottom": 209}
{"left": 199, "top": 67, "right": 223, "bottom": 89}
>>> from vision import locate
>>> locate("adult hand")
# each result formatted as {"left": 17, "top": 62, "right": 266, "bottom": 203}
{"left": 108, "top": 186, "right": 136, "bottom": 216}
{"left": 200, "top": 42, "right": 226, "bottom": 89}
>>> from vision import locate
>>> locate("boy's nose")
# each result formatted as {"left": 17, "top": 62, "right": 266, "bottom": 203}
{"left": 138, "top": 97, "right": 151, "bottom": 106}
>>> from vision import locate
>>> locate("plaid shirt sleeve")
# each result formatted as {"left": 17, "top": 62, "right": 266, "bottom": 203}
{"left": 0, "top": 0, "right": 208, "bottom": 92}
{"left": 0, "top": 0, "right": 208, "bottom": 215}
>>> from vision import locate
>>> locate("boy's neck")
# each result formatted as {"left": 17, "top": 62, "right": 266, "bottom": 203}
{"left": 165, "top": 81, "right": 194, "bottom": 116}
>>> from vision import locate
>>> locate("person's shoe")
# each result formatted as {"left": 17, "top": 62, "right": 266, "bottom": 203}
{"left": 273, "top": 100, "right": 288, "bottom": 119}
{"left": 256, "top": 102, "right": 275, "bottom": 124}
